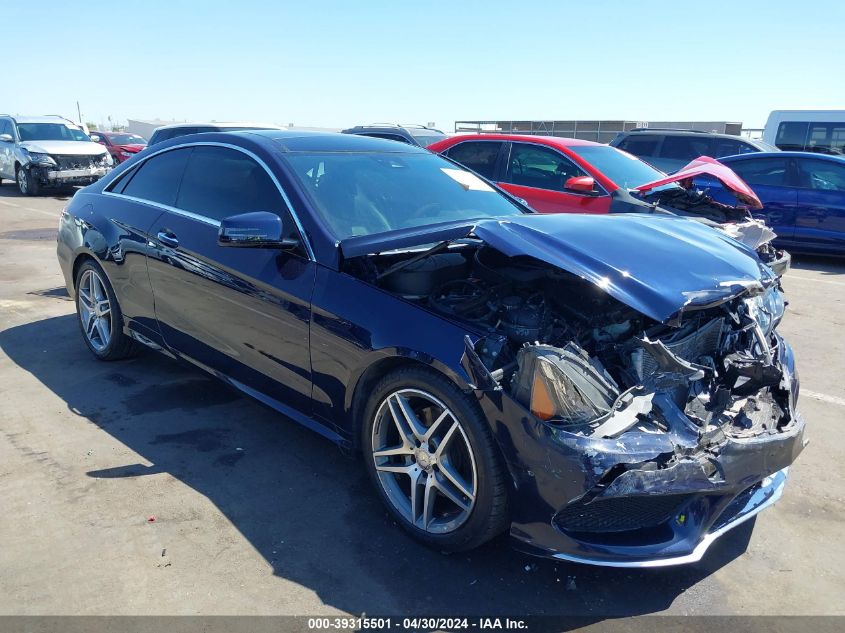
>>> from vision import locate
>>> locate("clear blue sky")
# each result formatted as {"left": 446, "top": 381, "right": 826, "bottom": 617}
{"left": 4, "top": 0, "right": 843, "bottom": 131}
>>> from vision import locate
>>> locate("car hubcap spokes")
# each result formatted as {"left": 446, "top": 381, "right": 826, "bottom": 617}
{"left": 372, "top": 389, "right": 477, "bottom": 534}
{"left": 78, "top": 270, "right": 111, "bottom": 351}
{"left": 17, "top": 170, "right": 27, "bottom": 194}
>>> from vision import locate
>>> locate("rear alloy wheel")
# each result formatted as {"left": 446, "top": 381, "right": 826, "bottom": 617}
{"left": 74, "top": 261, "right": 137, "bottom": 360}
{"left": 363, "top": 367, "right": 508, "bottom": 551}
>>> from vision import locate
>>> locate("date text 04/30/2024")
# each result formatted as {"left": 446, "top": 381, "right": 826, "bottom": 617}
{"left": 306, "top": 617, "right": 528, "bottom": 630}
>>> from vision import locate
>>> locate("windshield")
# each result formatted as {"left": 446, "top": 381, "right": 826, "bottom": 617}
{"left": 17, "top": 123, "right": 91, "bottom": 142}
{"left": 569, "top": 145, "right": 670, "bottom": 189}
{"left": 108, "top": 133, "right": 146, "bottom": 145}
{"left": 285, "top": 152, "right": 524, "bottom": 239}
{"left": 409, "top": 131, "right": 447, "bottom": 147}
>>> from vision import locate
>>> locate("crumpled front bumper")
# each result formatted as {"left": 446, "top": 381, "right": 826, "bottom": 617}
{"left": 768, "top": 249, "right": 791, "bottom": 277}
{"left": 30, "top": 164, "right": 109, "bottom": 186}
{"left": 476, "top": 335, "right": 806, "bottom": 567}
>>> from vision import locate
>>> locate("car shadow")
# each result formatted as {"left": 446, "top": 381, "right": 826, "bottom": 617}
{"left": 790, "top": 254, "right": 845, "bottom": 276}
{"left": 0, "top": 313, "right": 756, "bottom": 619}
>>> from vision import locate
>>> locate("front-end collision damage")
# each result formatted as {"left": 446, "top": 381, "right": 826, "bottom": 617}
{"left": 19, "top": 150, "right": 111, "bottom": 189}
{"left": 343, "top": 212, "right": 806, "bottom": 565}
{"left": 457, "top": 269, "right": 804, "bottom": 565}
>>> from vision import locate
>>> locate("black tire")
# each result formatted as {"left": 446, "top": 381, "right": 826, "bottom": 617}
{"left": 16, "top": 165, "right": 41, "bottom": 196}
{"left": 74, "top": 259, "right": 138, "bottom": 360}
{"left": 362, "top": 365, "right": 509, "bottom": 552}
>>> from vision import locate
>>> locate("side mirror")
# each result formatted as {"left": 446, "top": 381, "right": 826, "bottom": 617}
{"left": 218, "top": 212, "right": 299, "bottom": 249}
{"left": 0, "top": 133, "right": 13, "bottom": 143}
{"left": 564, "top": 176, "right": 597, "bottom": 193}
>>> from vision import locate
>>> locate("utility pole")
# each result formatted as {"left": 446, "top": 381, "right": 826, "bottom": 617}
{"left": 76, "top": 101, "right": 82, "bottom": 124}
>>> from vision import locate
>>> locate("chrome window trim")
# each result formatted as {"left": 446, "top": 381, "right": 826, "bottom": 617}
{"left": 102, "top": 191, "right": 221, "bottom": 227}
{"left": 101, "top": 140, "right": 315, "bottom": 260}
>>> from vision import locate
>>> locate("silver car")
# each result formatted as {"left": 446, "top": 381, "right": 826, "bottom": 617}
{"left": 0, "top": 115, "right": 112, "bottom": 195}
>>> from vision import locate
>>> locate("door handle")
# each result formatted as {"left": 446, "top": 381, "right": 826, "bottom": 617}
{"left": 157, "top": 231, "right": 179, "bottom": 248}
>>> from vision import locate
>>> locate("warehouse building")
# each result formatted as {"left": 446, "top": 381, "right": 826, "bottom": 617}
{"left": 454, "top": 120, "right": 743, "bottom": 143}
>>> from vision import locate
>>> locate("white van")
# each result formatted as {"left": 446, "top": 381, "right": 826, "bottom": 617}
{"left": 763, "top": 110, "right": 845, "bottom": 154}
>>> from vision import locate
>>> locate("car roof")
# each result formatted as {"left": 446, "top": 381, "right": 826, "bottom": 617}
{"left": 250, "top": 129, "right": 431, "bottom": 153}
{"left": 156, "top": 129, "right": 432, "bottom": 154}
{"left": 621, "top": 129, "right": 744, "bottom": 139}
{"left": 721, "top": 151, "right": 845, "bottom": 161}
{"left": 154, "top": 121, "right": 283, "bottom": 131}
{"left": 440, "top": 133, "right": 602, "bottom": 148}
{"left": 344, "top": 124, "right": 443, "bottom": 133}
{"left": 10, "top": 115, "right": 80, "bottom": 124}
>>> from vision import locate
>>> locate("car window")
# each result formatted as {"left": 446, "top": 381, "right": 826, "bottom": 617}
{"left": 805, "top": 123, "right": 845, "bottom": 155}
{"left": 569, "top": 145, "right": 665, "bottom": 189}
{"left": 445, "top": 141, "right": 503, "bottom": 180}
{"left": 659, "top": 135, "right": 713, "bottom": 160}
{"left": 176, "top": 146, "right": 291, "bottom": 226}
{"left": 167, "top": 127, "right": 199, "bottom": 140}
{"left": 16, "top": 123, "right": 90, "bottom": 142}
{"left": 0, "top": 120, "right": 11, "bottom": 137}
{"left": 121, "top": 148, "right": 192, "bottom": 206}
{"left": 775, "top": 122, "right": 809, "bottom": 151}
{"left": 366, "top": 133, "right": 412, "bottom": 144}
{"left": 285, "top": 151, "right": 522, "bottom": 239}
{"left": 109, "top": 134, "right": 146, "bottom": 145}
{"left": 507, "top": 143, "right": 586, "bottom": 190}
{"left": 796, "top": 158, "right": 845, "bottom": 191}
{"left": 727, "top": 157, "right": 790, "bottom": 187}
{"left": 408, "top": 131, "right": 447, "bottom": 147}
{"left": 713, "top": 138, "right": 757, "bottom": 157}
{"left": 617, "top": 135, "right": 660, "bottom": 157}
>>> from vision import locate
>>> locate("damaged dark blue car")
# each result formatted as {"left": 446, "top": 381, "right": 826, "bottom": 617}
{"left": 57, "top": 131, "right": 806, "bottom": 567}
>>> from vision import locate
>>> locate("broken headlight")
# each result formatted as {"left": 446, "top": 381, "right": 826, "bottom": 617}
{"left": 513, "top": 343, "right": 619, "bottom": 425}
{"left": 23, "top": 150, "right": 56, "bottom": 166}
{"left": 745, "top": 286, "right": 785, "bottom": 335}
{"left": 97, "top": 153, "right": 113, "bottom": 167}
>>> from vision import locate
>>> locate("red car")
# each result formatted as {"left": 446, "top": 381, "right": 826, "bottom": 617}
{"left": 429, "top": 134, "right": 789, "bottom": 274}
{"left": 89, "top": 131, "right": 147, "bottom": 165}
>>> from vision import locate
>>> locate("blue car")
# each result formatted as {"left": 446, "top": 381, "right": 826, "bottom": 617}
{"left": 700, "top": 152, "right": 845, "bottom": 256}
{"left": 56, "top": 131, "right": 804, "bottom": 567}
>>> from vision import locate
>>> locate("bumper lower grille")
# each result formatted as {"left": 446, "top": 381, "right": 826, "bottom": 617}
{"left": 53, "top": 155, "right": 98, "bottom": 170}
{"left": 555, "top": 494, "right": 690, "bottom": 533}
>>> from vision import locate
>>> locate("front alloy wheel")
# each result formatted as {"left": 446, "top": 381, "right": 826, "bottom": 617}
{"left": 372, "top": 389, "right": 478, "bottom": 533}
{"left": 16, "top": 166, "right": 40, "bottom": 196}
{"left": 363, "top": 367, "right": 509, "bottom": 552}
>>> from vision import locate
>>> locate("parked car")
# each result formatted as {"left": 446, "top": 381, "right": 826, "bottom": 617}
{"left": 763, "top": 110, "right": 845, "bottom": 154}
{"left": 428, "top": 134, "right": 789, "bottom": 274}
{"left": 697, "top": 152, "right": 845, "bottom": 255}
{"left": 57, "top": 130, "right": 804, "bottom": 567}
{"left": 90, "top": 131, "right": 147, "bottom": 165}
{"left": 609, "top": 128, "right": 776, "bottom": 173}
{"left": 0, "top": 115, "right": 112, "bottom": 195}
{"left": 342, "top": 123, "right": 446, "bottom": 147}
{"left": 147, "top": 122, "right": 282, "bottom": 146}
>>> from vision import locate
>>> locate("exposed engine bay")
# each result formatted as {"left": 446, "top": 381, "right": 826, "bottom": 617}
{"left": 350, "top": 241, "right": 795, "bottom": 446}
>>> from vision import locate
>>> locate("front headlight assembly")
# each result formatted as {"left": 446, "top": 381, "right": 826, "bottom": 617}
{"left": 24, "top": 151, "right": 57, "bottom": 166}
{"left": 746, "top": 286, "right": 786, "bottom": 335}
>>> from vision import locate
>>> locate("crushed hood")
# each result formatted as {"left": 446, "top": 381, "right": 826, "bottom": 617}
{"left": 634, "top": 156, "right": 763, "bottom": 210}
{"left": 341, "top": 213, "right": 773, "bottom": 324}
{"left": 19, "top": 140, "right": 109, "bottom": 156}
